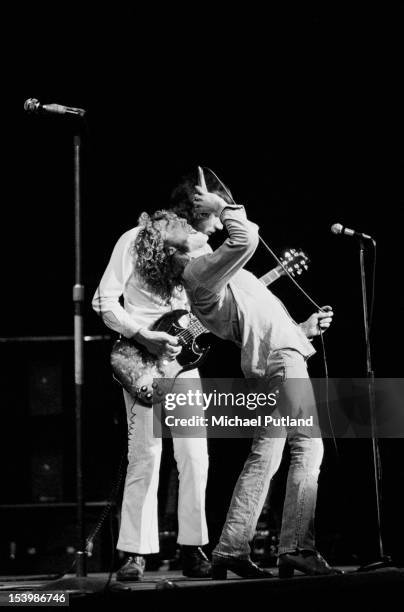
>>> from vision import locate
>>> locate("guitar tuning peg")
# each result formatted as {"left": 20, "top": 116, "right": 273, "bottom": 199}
{"left": 146, "top": 392, "right": 152, "bottom": 400}
{"left": 141, "top": 385, "right": 147, "bottom": 392}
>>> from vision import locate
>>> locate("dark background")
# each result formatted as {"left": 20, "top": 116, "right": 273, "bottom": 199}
{"left": 0, "top": 6, "right": 403, "bottom": 571}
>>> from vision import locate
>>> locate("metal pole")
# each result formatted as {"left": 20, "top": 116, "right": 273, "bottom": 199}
{"left": 357, "top": 238, "right": 391, "bottom": 571}
{"left": 73, "top": 132, "right": 86, "bottom": 577}
{"left": 39, "top": 107, "right": 127, "bottom": 592}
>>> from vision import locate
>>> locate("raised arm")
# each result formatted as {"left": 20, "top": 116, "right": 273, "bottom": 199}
{"left": 184, "top": 189, "right": 259, "bottom": 292}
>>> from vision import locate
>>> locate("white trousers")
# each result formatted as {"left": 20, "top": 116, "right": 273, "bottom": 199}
{"left": 117, "top": 369, "right": 209, "bottom": 554}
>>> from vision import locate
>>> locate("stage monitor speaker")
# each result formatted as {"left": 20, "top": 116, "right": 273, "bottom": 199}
{"left": 30, "top": 451, "right": 64, "bottom": 503}
{"left": 28, "top": 360, "right": 63, "bottom": 416}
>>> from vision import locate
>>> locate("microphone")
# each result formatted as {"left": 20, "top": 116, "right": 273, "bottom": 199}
{"left": 24, "top": 98, "right": 86, "bottom": 117}
{"left": 331, "top": 223, "right": 373, "bottom": 241}
{"left": 197, "top": 166, "right": 207, "bottom": 190}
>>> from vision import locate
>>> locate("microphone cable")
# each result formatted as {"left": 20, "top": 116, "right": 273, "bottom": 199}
{"left": 257, "top": 234, "right": 337, "bottom": 455}
{"left": 368, "top": 239, "right": 377, "bottom": 335}
{"left": 202, "top": 166, "right": 338, "bottom": 452}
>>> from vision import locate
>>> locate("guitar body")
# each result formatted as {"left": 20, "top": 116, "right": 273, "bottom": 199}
{"left": 153, "top": 310, "right": 210, "bottom": 369}
{"left": 110, "top": 309, "right": 210, "bottom": 405}
{"left": 110, "top": 249, "right": 308, "bottom": 405}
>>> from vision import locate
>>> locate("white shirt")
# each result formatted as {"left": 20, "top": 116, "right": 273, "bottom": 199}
{"left": 92, "top": 226, "right": 211, "bottom": 338}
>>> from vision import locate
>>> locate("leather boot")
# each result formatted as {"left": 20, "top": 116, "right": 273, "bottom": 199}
{"left": 116, "top": 555, "right": 146, "bottom": 581}
{"left": 180, "top": 546, "right": 212, "bottom": 578}
{"left": 278, "top": 550, "right": 344, "bottom": 578}
{"left": 211, "top": 553, "right": 274, "bottom": 580}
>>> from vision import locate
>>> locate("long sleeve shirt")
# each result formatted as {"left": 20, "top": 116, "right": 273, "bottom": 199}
{"left": 92, "top": 226, "right": 211, "bottom": 338}
{"left": 182, "top": 206, "right": 315, "bottom": 378}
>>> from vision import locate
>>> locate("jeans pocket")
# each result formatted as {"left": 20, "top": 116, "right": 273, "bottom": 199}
{"left": 265, "top": 351, "right": 286, "bottom": 392}
{"left": 266, "top": 351, "right": 286, "bottom": 378}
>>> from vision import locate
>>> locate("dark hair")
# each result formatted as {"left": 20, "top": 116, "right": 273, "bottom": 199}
{"left": 133, "top": 210, "right": 186, "bottom": 303}
{"left": 170, "top": 170, "right": 234, "bottom": 226}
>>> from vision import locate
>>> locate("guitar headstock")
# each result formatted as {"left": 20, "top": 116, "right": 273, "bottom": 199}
{"left": 279, "top": 248, "right": 309, "bottom": 277}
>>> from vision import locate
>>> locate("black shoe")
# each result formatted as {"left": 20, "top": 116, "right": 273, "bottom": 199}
{"left": 180, "top": 546, "right": 212, "bottom": 578}
{"left": 116, "top": 555, "right": 146, "bottom": 581}
{"left": 211, "top": 553, "right": 274, "bottom": 580}
{"left": 278, "top": 550, "right": 344, "bottom": 578}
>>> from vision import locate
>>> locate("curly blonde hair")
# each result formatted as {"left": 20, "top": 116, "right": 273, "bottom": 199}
{"left": 133, "top": 210, "right": 186, "bottom": 303}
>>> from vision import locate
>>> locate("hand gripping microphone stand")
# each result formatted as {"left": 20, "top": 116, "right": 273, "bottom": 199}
{"left": 355, "top": 236, "right": 393, "bottom": 572}
{"left": 24, "top": 101, "right": 128, "bottom": 594}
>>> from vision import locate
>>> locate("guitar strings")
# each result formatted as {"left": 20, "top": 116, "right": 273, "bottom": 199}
{"left": 175, "top": 319, "right": 208, "bottom": 344}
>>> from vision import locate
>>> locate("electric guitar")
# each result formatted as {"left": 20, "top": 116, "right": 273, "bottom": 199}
{"left": 110, "top": 249, "right": 309, "bottom": 404}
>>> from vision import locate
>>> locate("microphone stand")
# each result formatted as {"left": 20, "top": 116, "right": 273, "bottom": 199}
{"left": 357, "top": 237, "right": 392, "bottom": 572}
{"left": 41, "top": 125, "right": 128, "bottom": 595}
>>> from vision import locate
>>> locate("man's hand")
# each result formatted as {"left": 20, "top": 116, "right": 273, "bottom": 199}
{"left": 133, "top": 329, "right": 182, "bottom": 360}
{"left": 193, "top": 185, "right": 227, "bottom": 216}
{"left": 299, "top": 306, "right": 334, "bottom": 339}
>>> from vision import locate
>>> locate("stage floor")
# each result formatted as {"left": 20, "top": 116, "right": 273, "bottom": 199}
{"left": 1, "top": 566, "right": 404, "bottom": 609}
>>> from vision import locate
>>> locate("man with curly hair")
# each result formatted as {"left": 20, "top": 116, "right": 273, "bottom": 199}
{"left": 133, "top": 184, "right": 342, "bottom": 580}
{"left": 92, "top": 174, "right": 230, "bottom": 581}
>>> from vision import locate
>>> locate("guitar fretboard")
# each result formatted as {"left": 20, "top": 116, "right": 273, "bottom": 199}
{"left": 189, "top": 317, "right": 209, "bottom": 335}
{"left": 259, "top": 267, "right": 282, "bottom": 286}
{"left": 178, "top": 316, "right": 209, "bottom": 343}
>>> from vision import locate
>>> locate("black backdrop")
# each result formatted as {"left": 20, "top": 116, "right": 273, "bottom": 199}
{"left": 1, "top": 6, "right": 403, "bottom": 568}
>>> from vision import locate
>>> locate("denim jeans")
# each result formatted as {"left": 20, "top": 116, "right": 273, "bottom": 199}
{"left": 214, "top": 349, "right": 324, "bottom": 558}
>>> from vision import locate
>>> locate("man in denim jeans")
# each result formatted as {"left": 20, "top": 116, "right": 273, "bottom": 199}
{"left": 134, "top": 185, "right": 341, "bottom": 580}
{"left": 181, "top": 185, "right": 342, "bottom": 579}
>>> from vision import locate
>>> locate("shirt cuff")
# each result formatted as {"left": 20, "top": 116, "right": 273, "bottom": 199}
{"left": 219, "top": 204, "right": 245, "bottom": 223}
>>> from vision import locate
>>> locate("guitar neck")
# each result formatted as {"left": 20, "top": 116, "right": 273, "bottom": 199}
{"left": 259, "top": 266, "right": 283, "bottom": 286}
{"left": 189, "top": 263, "right": 292, "bottom": 335}
{"left": 186, "top": 316, "right": 210, "bottom": 337}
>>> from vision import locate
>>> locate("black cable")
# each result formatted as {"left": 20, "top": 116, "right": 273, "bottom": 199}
{"left": 41, "top": 446, "right": 127, "bottom": 585}
{"left": 44, "top": 395, "right": 132, "bottom": 584}
{"left": 84, "top": 449, "right": 127, "bottom": 557}
{"left": 100, "top": 507, "right": 117, "bottom": 592}
{"left": 84, "top": 391, "right": 135, "bottom": 554}
{"left": 319, "top": 329, "right": 339, "bottom": 456}
{"left": 83, "top": 397, "right": 136, "bottom": 588}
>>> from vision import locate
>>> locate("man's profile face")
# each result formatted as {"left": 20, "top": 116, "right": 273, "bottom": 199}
{"left": 162, "top": 217, "right": 208, "bottom": 252}
{"left": 192, "top": 212, "right": 223, "bottom": 236}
